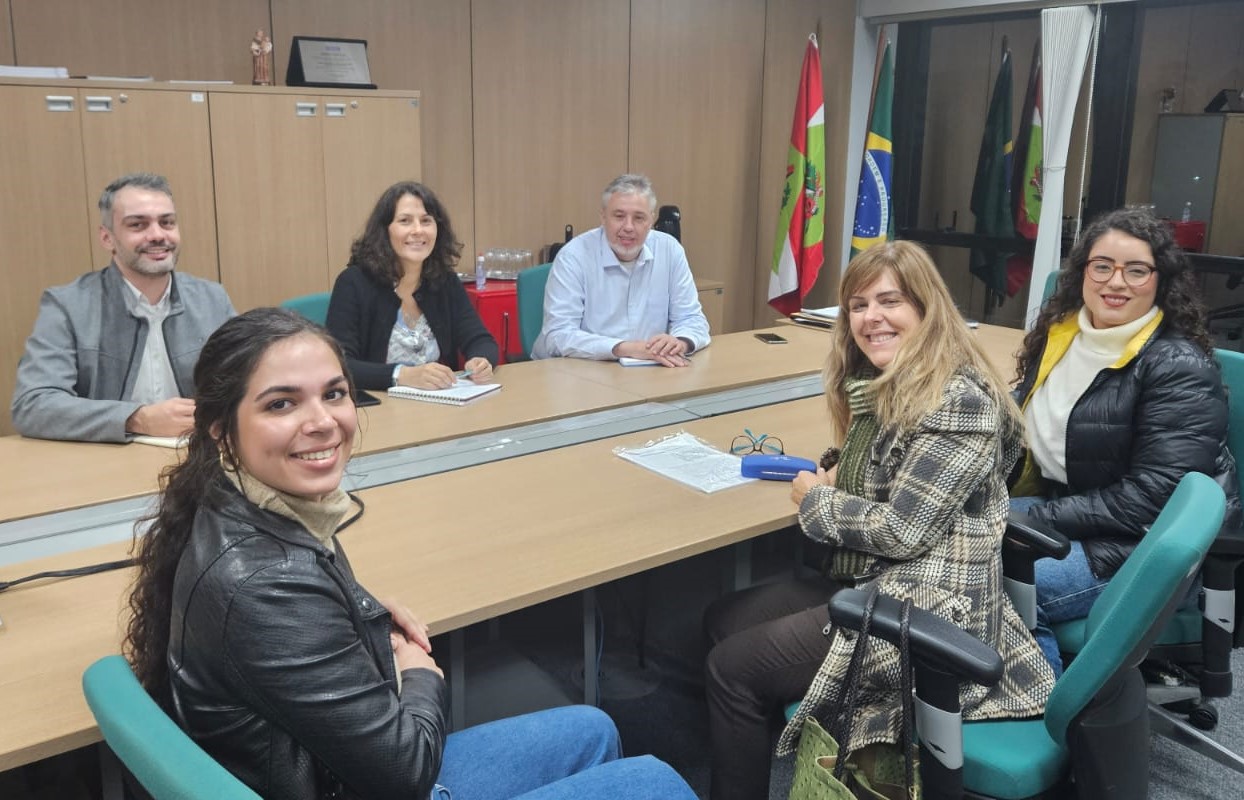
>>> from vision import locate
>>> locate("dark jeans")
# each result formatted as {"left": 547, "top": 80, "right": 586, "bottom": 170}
{"left": 703, "top": 575, "right": 840, "bottom": 800}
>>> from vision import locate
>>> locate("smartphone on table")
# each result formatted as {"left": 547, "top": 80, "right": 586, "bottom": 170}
{"left": 754, "top": 333, "right": 788, "bottom": 344}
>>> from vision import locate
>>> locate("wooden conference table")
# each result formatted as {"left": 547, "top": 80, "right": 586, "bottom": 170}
{"left": 0, "top": 396, "right": 826, "bottom": 771}
{"left": 0, "top": 325, "right": 832, "bottom": 527}
{"left": 0, "top": 320, "right": 1025, "bottom": 771}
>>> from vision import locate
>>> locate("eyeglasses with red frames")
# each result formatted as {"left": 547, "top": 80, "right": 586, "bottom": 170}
{"left": 1084, "top": 257, "right": 1156, "bottom": 288}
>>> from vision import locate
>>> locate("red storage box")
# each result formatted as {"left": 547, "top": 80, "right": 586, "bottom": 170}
{"left": 466, "top": 282, "right": 520, "bottom": 364}
{"left": 1171, "top": 220, "right": 1207, "bottom": 253}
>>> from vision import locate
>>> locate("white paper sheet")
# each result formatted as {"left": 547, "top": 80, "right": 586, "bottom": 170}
{"left": 614, "top": 431, "right": 754, "bottom": 493}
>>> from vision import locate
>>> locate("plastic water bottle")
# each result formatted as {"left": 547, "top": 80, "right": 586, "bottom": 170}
{"left": 475, "top": 253, "right": 487, "bottom": 289}
{"left": 1181, "top": 201, "right": 1193, "bottom": 223}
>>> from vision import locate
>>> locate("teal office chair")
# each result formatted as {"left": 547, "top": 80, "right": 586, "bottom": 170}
{"left": 828, "top": 472, "right": 1225, "bottom": 799}
{"left": 82, "top": 655, "right": 260, "bottom": 800}
{"left": 1040, "top": 270, "right": 1060, "bottom": 305}
{"left": 280, "top": 291, "right": 332, "bottom": 325}
{"left": 516, "top": 263, "right": 552, "bottom": 359}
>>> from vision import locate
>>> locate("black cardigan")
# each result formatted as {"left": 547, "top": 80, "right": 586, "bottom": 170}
{"left": 326, "top": 264, "right": 498, "bottom": 390}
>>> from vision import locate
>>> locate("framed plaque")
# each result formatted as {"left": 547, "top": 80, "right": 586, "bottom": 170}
{"left": 286, "top": 36, "right": 377, "bottom": 90}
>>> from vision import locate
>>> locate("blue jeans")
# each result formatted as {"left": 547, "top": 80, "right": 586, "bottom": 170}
{"left": 432, "top": 705, "right": 695, "bottom": 800}
{"left": 1010, "top": 496, "right": 1109, "bottom": 678}
{"left": 1034, "top": 541, "right": 1108, "bottom": 678}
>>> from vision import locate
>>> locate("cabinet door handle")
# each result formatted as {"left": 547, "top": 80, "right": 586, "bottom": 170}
{"left": 324, "top": 103, "right": 346, "bottom": 118}
{"left": 45, "top": 95, "right": 75, "bottom": 112}
{"left": 85, "top": 96, "right": 113, "bottom": 113}
{"left": 295, "top": 102, "right": 317, "bottom": 117}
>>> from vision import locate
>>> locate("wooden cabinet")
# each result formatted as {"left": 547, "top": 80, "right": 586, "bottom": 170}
{"left": 0, "top": 85, "right": 94, "bottom": 439}
{"left": 0, "top": 79, "right": 421, "bottom": 434}
{"left": 0, "top": 83, "right": 218, "bottom": 436}
{"left": 77, "top": 87, "right": 218, "bottom": 281}
{"left": 696, "top": 278, "right": 726, "bottom": 335}
{"left": 211, "top": 89, "right": 422, "bottom": 311}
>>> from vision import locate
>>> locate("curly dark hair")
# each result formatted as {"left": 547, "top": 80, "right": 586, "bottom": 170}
{"left": 1015, "top": 207, "right": 1212, "bottom": 386}
{"left": 347, "top": 181, "right": 462, "bottom": 288}
{"left": 124, "top": 308, "right": 354, "bottom": 703}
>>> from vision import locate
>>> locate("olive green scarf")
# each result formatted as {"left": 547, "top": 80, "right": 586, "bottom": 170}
{"left": 829, "top": 377, "right": 881, "bottom": 581}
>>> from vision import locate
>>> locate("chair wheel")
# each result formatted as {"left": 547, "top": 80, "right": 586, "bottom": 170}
{"left": 1189, "top": 703, "right": 1218, "bottom": 731}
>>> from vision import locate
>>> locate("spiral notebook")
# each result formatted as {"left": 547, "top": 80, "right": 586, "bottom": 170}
{"left": 386, "top": 379, "right": 501, "bottom": 406}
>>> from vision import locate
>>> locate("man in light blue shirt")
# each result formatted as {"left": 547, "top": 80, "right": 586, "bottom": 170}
{"left": 531, "top": 174, "right": 710, "bottom": 367}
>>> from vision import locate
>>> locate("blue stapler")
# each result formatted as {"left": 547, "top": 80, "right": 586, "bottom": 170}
{"left": 740, "top": 453, "right": 817, "bottom": 481}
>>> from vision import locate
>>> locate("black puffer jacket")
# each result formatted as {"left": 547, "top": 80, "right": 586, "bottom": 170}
{"left": 168, "top": 480, "right": 448, "bottom": 800}
{"left": 1015, "top": 319, "right": 1242, "bottom": 579}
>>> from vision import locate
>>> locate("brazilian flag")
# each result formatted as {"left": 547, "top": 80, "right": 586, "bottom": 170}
{"left": 851, "top": 42, "right": 894, "bottom": 257}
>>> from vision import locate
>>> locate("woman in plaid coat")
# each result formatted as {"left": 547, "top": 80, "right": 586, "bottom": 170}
{"left": 704, "top": 242, "right": 1054, "bottom": 800}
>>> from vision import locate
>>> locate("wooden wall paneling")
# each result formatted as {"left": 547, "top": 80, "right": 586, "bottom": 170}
{"left": 10, "top": 0, "right": 269, "bottom": 84}
{"left": 629, "top": 0, "right": 766, "bottom": 334}
{"left": 0, "top": 86, "right": 93, "bottom": 434}
{"left": 0, "top": 0, "right": 14, "bottom": 64}
{"left": 270, "top": 0, "right": 474, "bottom": 264}
{"left": 471, "top": 0, "right": 629, "bottom": 264}
{"left": 320, "top": 95, "right": 422, "bottom": 285}
{"left": 1125, "top": 5, "right": 1190, "bottom": 204}
{"left": 1208, "top": 116, "right": 1244, "bottom": 256}
{"left": 920, "top": 22, "right": 992, "bottom": 315}
{"left": 78, "top": 87, "right": 218, "bottom": 282}
{"left": 1184, "top": 2, "right": 1244, "bottom": 121}
{"left": 754, "top": 0, "right": 853, "bottom": 328}
{"left": 209, "top": 91, "right": 329, "bottom": 312}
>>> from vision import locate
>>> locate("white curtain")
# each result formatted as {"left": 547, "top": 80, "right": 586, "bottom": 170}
{"left": 1025, "top": 5, "right": 1097, "bottom": 327}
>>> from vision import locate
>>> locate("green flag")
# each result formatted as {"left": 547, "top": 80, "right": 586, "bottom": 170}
{"left": 969, "top": 48, "right": 1014, "bottom": 307}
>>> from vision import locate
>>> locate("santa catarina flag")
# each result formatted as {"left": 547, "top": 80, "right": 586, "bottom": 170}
{"left": 768, "top": 34, "right": 825, "bottom": 316}
{"left": 851, "top": 41, "right": 894, "bottom": 257}
{"left": 1006, "top": 43, "right": 1042, "bottom": 296}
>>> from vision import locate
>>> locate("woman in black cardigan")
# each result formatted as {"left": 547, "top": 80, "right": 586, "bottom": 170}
{"left": 327, "top": 182, "right": 497, "bottom": 391}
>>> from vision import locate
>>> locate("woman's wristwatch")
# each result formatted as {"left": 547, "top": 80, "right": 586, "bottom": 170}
{"left": 391, "top": 364, "right": 403, "bottom": 387}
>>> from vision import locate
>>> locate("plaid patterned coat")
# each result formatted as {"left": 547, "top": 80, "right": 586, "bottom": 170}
{"left": 777, "top": 368, "right": 1055, "bottom": 756}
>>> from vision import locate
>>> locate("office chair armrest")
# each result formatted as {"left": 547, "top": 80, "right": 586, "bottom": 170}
{"left": 1003, "top": 511, "right": 1070, "bottom": 582}
{"left": 1209, "top": 526, "right": 1244, "bottom": 558}
{"left": 829, "top": 588, "right": 1004, "bottom": 688}
{"left": 1006, "top": 510, "right": 1071, "bottom": 559}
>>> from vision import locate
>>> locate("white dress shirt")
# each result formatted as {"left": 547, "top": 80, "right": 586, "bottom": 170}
{"left": 121, "top": 277, "right": 178, "bottom": 405}
{"left": 531, "top": 228, "right": 711, "bottom": 360}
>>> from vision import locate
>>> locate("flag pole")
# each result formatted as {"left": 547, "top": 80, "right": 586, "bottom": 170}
{"left": 862, "top": 26, "right": 888, "bottom": 167}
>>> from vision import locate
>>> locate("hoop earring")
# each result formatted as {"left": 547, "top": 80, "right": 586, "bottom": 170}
{"left": 219, "top": 448, "right": 236, "bottom": 474}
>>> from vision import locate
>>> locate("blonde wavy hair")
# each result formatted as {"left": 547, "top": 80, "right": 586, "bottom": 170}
{"left": 821, "top": 241, "right": 1022, "bottom": 442}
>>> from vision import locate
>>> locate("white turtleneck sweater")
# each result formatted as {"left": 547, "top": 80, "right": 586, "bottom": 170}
{"left": 1025, "top": 305, "right": 1159, "bottom": 484}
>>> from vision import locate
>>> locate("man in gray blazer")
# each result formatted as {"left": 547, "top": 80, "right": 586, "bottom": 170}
{"left": 11, "top": 173, "right": 235, "bottom": 443}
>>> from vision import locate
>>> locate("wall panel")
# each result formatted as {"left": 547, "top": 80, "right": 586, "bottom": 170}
{"left": 271, "top": 0, "right": 474, "bottom": 264}
{"left": 755, "top": 0, "right": 854, "bottom": 328}
{"left": 0, "top": 0, "right": 14, "bottom": 64}
{"left": 630, "top": 0, "right": 766, "bottom": 334}
{"left": 10, "top": 0, "right": 267, "bottom": 84}
{"left": 472, "top": 0, "right": 629, "bottom": 264}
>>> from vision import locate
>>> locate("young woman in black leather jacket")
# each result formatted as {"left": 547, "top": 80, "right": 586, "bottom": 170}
{"left": 124, "top": 307, "right": 694, "bottom": 800}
